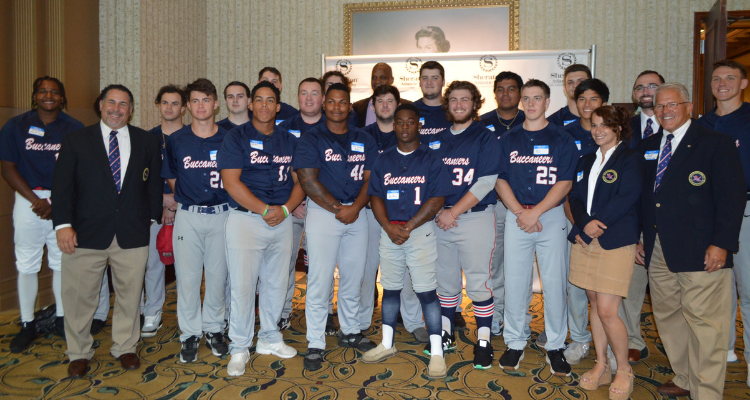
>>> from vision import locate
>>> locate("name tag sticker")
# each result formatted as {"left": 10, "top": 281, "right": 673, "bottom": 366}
{"left": 419, "top": 117, "right": 425, "bottom": 125}
{"left": 577, "top": 171, "right": 584, "bottom": 182}
{"left": 250, "top": 140, "right": 263, "bottom": 150}
{"left": 351, "top": 142, "right": 364, "bottom": 153}
{"left": 210, "top": 150, "right": 217, "bottom": 161}
{"left": 289, "top": 129, "right": 301, "bottom": 138}
{"left": 644, "top": 150, "right": 658, "bottom": 160}
{"left": 563, "top": 119, "right": 576, "bottom": 126}
{"left": 275, "top": 119, "right": 284, "bottom": 125}
{"left": 387, "top": 190, "right": 399, "bottom": 200}
{"left": 429, "top": 141, "right": 440, "bottom": 150}
{"left": 28, "top": 126, "right": 44, "bottom": 137}
{"left": 575, "top": 140, "right": 581, "bottom": 150}
{"left": 533, "top": 145, "right": 550, "bottom": 155}
{"left": 486, "top": 124, "right": 495, "bottom": 132}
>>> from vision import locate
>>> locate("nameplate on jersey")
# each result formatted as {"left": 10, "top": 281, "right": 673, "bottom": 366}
{"left": 577, "top": 171, "right": 584, "bottom": 182}
{"left": 563, "top": 119, "right": 576, "bottom": 126}
{"left": 387, "top": 190, "right": 399, "bottom": 200}
{"left": 533, "top": 145, "right": 549, "bottom": 155}
{"left": 429, "top": 141, "right": 440, "bottom": 150}
{"left": 28, "top": 126, "right": 44, "bottom": 137}
{"left": 210, "top": 150, "right": 217, "bottom": 161}
{"left": 251, "top": 140, "right": 264, "bottom": 150}
{"left": 351, "top": 142, "right": 364, "bottom": 153}
{"left": 289, "top": 130, "right": 301, "bottom": 138}
{"left": 644, "top": 150, "right": 658, "bottom": 160}
{"left": 486, "top": 124, "right": 495, "bottom": 132}
{"left": 575, "top": 141, "right": 581, "bottom": 151}
{"left": 275, "top": 119, "right": 284, "bottom": 125}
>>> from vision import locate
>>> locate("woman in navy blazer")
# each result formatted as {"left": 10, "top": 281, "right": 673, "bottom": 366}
{"left": 567, "top": 106, "right": 644, "bottom": 399}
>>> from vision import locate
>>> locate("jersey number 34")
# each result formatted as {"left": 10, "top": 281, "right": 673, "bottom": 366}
{"left": 452, "top": 168, "right": 474, "bottom": 186}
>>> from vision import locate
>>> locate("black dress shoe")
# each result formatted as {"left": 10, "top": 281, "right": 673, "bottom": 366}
{"left": 90, "top": 319, "right": 106, "bottom": 335}
{"left": 10, "top": 322, "right": 37, "bottom": 353}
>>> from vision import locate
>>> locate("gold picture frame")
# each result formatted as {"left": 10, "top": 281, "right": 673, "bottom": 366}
{"left": 343, "top": 0, "right": 519, "bottom": 55}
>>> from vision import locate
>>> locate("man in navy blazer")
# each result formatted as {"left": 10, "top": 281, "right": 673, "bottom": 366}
{"left": 52, "top": 85, "right": 163, "bottom": 378}
{"left": 637, "top": 82, "right": 745, "bottom": 399}
{"left": 621, "top": 70, "right": 664, "bottom": 365}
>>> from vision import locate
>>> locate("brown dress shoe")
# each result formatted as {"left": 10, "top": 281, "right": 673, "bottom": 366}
{"left": 118, "top": 353, "right": 140, "bottom": 370}
{"left": 67, "top": 359, "right": 88, "bottom": 378}
{"left": 657, "top": 380, "right": 690, "bottom": 397}
{"left": 627, "top": 349, "right": 642, "bottom": 363}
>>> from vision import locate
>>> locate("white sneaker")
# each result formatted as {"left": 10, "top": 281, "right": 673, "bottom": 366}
{"left": 227, "top": 349, "right": 250, "bottom": 376}
{"left": 563, "top": 341, "right": 590, "bottom": 365}
{"left": 256, "top": 338, "right": 297, "bottom": 359}
{"left": 728, "top": 351, "right": 739, "bottom": 363}
{"left": 141, "top": 311, "right": 162, "bottom": 337}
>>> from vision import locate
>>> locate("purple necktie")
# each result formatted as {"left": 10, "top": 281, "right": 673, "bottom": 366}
{"left": 654, "top": 134, "right": 674, "bottom": 193}
{"left": 109, "top": 131, "right": 121, "bottom": 193}
{"left": 643, "top": 118, "right": 654, "bottom": 138}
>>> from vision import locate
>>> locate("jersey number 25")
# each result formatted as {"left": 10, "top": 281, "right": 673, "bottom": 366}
{"left": 536, "top": 166, "right": 557, "bottom": 185}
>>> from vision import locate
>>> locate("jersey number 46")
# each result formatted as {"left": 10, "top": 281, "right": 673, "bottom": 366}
{"left": 350, "top": 164, "right": 365, "bottom": 181}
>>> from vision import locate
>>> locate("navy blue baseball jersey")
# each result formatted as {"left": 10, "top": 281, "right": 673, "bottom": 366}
{"left": 498, "top": 124, "right": 578, "bottom": 205}
{"left": 547, "top": 105, "right": 579, "bottom": 127}
{"left": 294, "top": 124, "right": 378, "bottom": 204}
{"left": 563, "top": 120, "right": 597, "bottom": 157}
{"left": 277, "top": 113, "right": 326, "bottom": 138}
{"left": 0, "top": 110, "right": 84, "bottom": 189}
{"left": 149, "top": 125, "right": 174, "bottom": 195}
{"left": 162, "top": 124, "right": 229, "bottom": 206}
{"left": 218, "top": 123, "right": 297, "bottom": 207}
{"left": 363, "top": 123, "right": 397, "bottom": 152}
{"left": 248, "top": 101, "right": 298, "bottom": 125}
{"left": 368, "top": 144, "right": 448, "bottom": 221}
{"left": 480, "top": 109, "right": 525, "bottom": 136}
{"left": 698, "top": 102, "right": 750, "bottom": 194}
{"left": 216, "top": 118, "right": 241, "bottom": 132}
{"left": 428, "top": 121, "right": 502, "bottom": 207}
{"left": 413, "top": 99, "right": 452, "bottom": 137}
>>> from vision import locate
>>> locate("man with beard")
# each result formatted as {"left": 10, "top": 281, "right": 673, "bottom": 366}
{"left": 361, "top": 85, "right": 429, "bottom": 343}
{"left": 217, "top": 81, "right": 250, "bottom": 131}
{"left": 352, "top": 63, "right": 410, "bottom": 128}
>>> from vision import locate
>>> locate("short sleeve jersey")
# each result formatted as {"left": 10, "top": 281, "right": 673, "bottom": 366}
{"left": 428, "top": 121, "right": 502, "bottom": 207}
{"left": 480, "top": 109, "right": 526, "bottom": 136}
{"left": 498, "top": 124, "right": 578, "bottom": 205}
{"left": 216, "top": 118, "right": 240, "bottom": 132}
{"left": 0, "top": 110, "right": 84, "bottom": 189}
{"left": 547, "top": 105, "right": 579, "bottom": 127}
{"left": 563, "top": 120, "right": 597, "bottom": 157}
{"left": 161, "top": 124, "right": 229, "bottom": 206}
{"left": 698, "top": 102, "right": 750, "bottom": 192}
{"left": 218, "top": 124, "right": 297, "bottom": 207}
{"left": 294, "top": 124, "right": 378, "bottom": 203}
{"left": 149, "top": 125, "right": 173, "bottom": 195}
{"left": 413, "top": 99, "right": 452, "bottom": 137}
{"left": 368, "top": 144, "right": 448, "bottom": 221}
{"left": 278, "top": 113, "right": 326, "bottom": 139}
{"left": 362, "top": 123, "right": 397, "bottom": 152}
{"left": 248, "top": 101, "right": 298, "bottom": 126}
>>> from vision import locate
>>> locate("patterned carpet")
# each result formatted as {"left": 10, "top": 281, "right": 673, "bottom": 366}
{"left": 1, "top": 273, "right": 749, "bottom": 399}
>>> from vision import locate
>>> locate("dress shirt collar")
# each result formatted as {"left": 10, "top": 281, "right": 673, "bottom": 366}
{"left": 640, "top": 112, "right": 660, "bottom": 135}
{"left": 100, "top": 121, "right": 130, "bottom": 140}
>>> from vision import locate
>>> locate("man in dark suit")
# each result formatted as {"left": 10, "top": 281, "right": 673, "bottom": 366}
{"left": 52, "top": 84, "right": 163, "bottom": 378}
{"left": 620, "top": 70, "right": 664, "bottom": 365}
{"left": 636, "top": 82, "right": 745, "bottom": 399}
{"left": 352, "top": 63, "right": 410, "bottom": 128}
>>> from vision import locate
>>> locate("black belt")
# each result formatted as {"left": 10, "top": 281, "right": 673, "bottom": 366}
{"left": 180, "top": 204, "right": 229, "bottom": 214}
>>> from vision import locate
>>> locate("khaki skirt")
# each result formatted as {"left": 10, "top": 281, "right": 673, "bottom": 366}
{"left": 569, "top": 238, "right": 636, "bottom": 297}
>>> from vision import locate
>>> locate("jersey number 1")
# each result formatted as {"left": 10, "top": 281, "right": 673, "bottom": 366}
{"left": 350, "top": 164, "right": 365, "bottom": 181}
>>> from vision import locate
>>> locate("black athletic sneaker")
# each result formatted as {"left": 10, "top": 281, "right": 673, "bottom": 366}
{"left": 10, "top": 322, "right": 36, "bottom": 353}
{"left": 453, "top": 312, "right": 467, "bottom": 330}
{"left": 304, "top": 348, "right": 324, "bottom": 371}
{"left": 423, "top": 330, "right": 457, "bottom": 356}
{"left": 180, "top": 335, "right": 201, "bottom": 363}
{"left": 325, "top": 313, "right": 338, "bottom": 336}
{"left": 546, "top": 349, "right": 571, "bottom": 376}
{"left": 473, "top": 339, "right": 494, "bottom": 370}
{"left": 55, "top": 317, "right": 66, "bottom": 338}
{"left": 499, "top": 348, "right": 524, "bottom": 370}
{"left": 205, "top": 332, "right": 228, "bottom": 356}
{"left": 278, "top": 316, "right": 291, "bottom": 331}
{"left": 338, "top": 333, "right": 376, "bottom": 351}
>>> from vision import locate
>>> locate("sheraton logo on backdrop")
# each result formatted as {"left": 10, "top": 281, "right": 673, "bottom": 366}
{"left": 479, "top": 55, "right": 497, "bottom": 72}
{"left": 335, "top": 59, "right": 353, "bottom": 75}
{"left": 557, "top": 53, "right": 576, "bottom": 69}
{"left": 405, "top": 58, "right": 422, "bottom": 74}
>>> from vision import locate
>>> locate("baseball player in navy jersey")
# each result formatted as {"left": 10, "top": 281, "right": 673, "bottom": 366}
{"left": 249, "top": 67, "right": 298, "bottom": 124}
{"left": 547, "top": 64, "right": 591, "bottom": 128}
{"left": 362, "top": 103, "right": 448, "bottom": 379}
{"left": 217, "top": 81, "right": 250, "bottom": 132}
{"left": 361, "top": 85, "right": 428, "bottom": 343}
{"left": 295, "top": 83, "right": 378, "bottom": 371}
{"left": 0, "top": 76, "right": 83, "bottom": 352}
{"left": 219, "top": 81, "right": 305, "bottom": 376}
{"left": 429, "top": 81, "right": 502, "bottom": 370}
{"left": 162, "top": 78, "right": 230, "bottom": 363}
{"left": 276, "top": 77, "right": 326, "bottom": 330}
{"left": 322, "top": 71, "right": 359, "bottom": 127}
{"left": 562, "top": 78, "right": 609, "bottom": 365}
{"left": 496, "top": 79, "right": 577, "bottom": 376}
{"left": 414, "top": 61, "right": 453, "bottom": 138}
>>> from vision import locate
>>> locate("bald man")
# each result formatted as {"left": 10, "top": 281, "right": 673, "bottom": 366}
{"left": 352, "top": 63, "right": 411, "bottom": 128}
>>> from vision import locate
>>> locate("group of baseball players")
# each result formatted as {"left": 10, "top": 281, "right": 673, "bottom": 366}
{"left": 3, "top": 57, "right": 749, "bottom": 394}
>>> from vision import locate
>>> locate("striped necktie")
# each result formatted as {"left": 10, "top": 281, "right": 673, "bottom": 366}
{"left": 643, "top": 118, "right": 654, "bottom": 138}
{"left": 109, "top": 131, "right": 121, "bottom": 193}
{"left": 654, "top": 133, "right": 674, "bottom": 193}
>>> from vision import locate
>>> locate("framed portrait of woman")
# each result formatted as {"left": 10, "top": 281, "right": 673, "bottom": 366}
{"left": 344, "top": 0, "right": 519, "bottom": 56}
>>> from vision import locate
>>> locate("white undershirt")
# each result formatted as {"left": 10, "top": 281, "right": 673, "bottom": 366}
{"left": 587, "top": 142, "right": 620, "bottom": 215}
